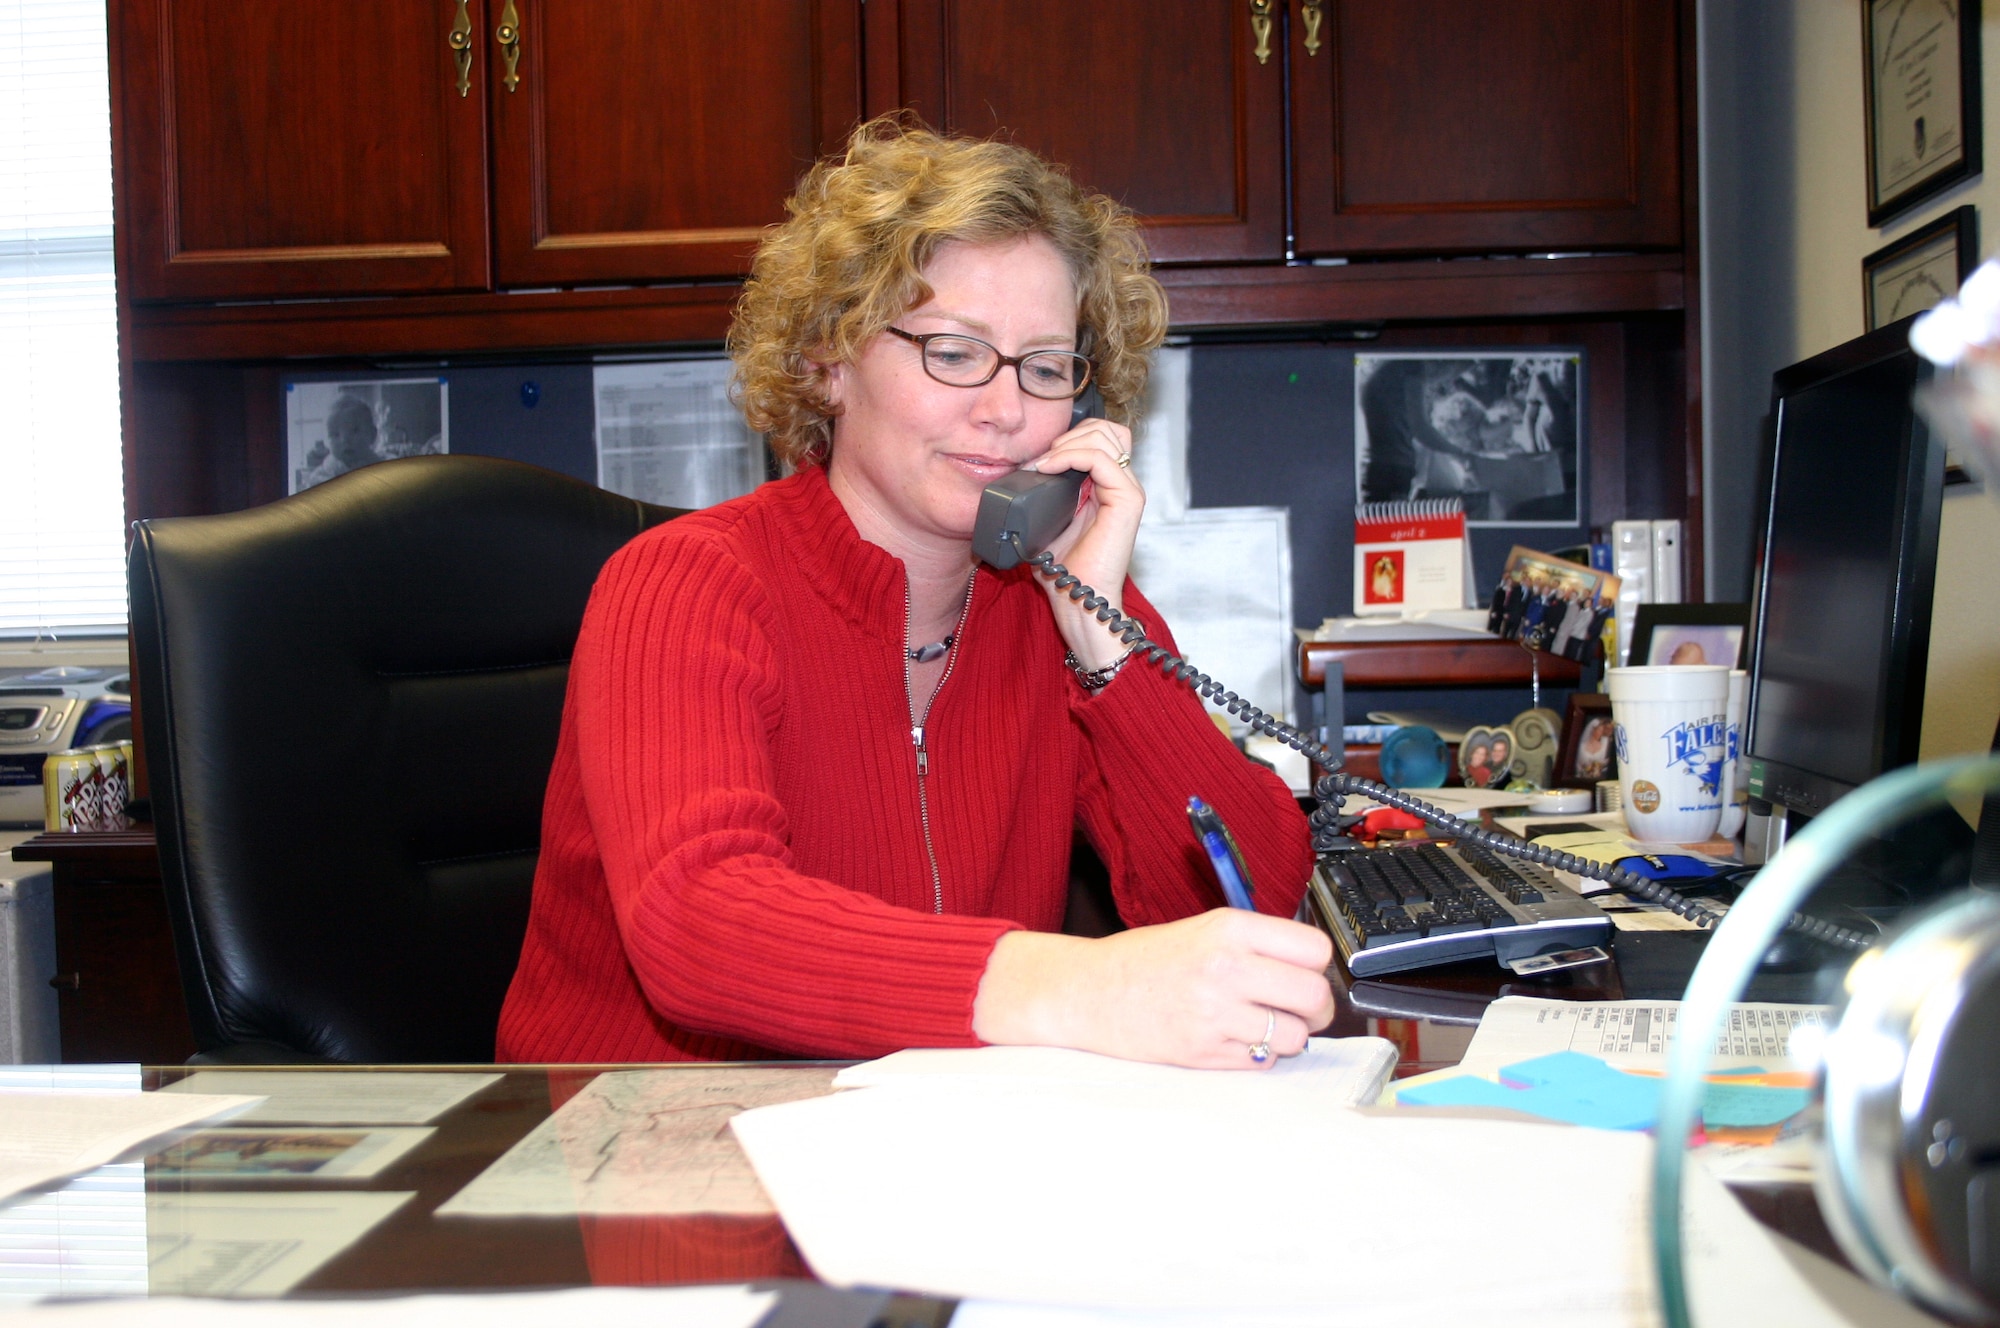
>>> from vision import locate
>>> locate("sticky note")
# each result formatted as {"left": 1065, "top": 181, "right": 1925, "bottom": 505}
{"left": 1397, "top": 1052, "right": 1812, "bottom": 1133}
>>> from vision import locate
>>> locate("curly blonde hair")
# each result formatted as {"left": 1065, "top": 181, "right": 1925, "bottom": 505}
{"left": 729, "top": 117, "right": 1169, "bottom": 468}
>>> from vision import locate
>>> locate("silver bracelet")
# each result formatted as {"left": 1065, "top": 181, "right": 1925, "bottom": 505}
{"left": 1064, "top": 647, "right": 1133, "bottom": 691}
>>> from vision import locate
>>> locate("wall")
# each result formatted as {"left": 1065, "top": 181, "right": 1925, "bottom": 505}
{"left": 1701, "top": 0, "right": 2000, "bottom": 765}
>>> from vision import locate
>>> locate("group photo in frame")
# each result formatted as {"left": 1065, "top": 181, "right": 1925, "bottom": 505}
{"left": 1864, "top": 0, "right": 1982, "bottom": 226}
{"left": 1864, "top": 205, "right": 1977, "bottom": 330}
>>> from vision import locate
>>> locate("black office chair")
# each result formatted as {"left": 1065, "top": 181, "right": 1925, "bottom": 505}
{"left": 129, "top": 456, "right": 683, "bottom": 1063}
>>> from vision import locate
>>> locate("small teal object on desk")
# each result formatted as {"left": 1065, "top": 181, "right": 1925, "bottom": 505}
{"left": 1378, "top": 725, "right": 1450, "bottom": 788}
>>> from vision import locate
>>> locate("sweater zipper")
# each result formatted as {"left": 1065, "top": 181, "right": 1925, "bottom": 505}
{"left": 907, "top": 572, "right": 977, "bottom": 915}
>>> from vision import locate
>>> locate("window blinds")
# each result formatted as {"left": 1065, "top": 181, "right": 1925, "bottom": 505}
{"left": 0, "top": 0, "right": 126, "bottom": 638}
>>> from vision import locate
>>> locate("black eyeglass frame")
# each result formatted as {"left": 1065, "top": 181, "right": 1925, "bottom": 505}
{"left": 884, "top": 326, "right": 1095, "bottom": 400}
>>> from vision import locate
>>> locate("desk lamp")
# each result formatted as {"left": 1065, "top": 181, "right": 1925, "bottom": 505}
{"left": 1656, "top": 263, "right": 2000, "bottom": 1328}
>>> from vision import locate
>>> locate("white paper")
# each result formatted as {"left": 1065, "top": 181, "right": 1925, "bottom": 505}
{"left": 142, "top": 1128, "right": 435, "bottom": 1182}
{"left": 0, "top": 1093, "right": 260, "bottom": 1207}
{"left": 160, "top": 1073, "right": 501, "bottom": 1127}
{"left": 835, "top": 1038, "right": 1396, "bottom": 1108}
{"left": 1130, "top": 506, "right": 1294, "bottom": 726}
{"left": 0, "top": 1285, "right": 778, "bottom": 1328}
{"left": 142, "top": 1191, "right": 411, "bottom": 1298}
{"left": 1456, "top": 997, "right": 1829, "bottom": 1074}
{"left": 1132, "top": 345, "right": 1190, "bottom": 524}
{"left": 736, "top": 1081, "right": 1674, "bottom": 1314}
{"left": 437, "top": 1067, "right": 836, "bottom": 1218}
{"left": 593, "top": 359, "right": 764, "bottom": 511}
{"left": 946, "top": 1158, "right": 1945, "bottom": 1327}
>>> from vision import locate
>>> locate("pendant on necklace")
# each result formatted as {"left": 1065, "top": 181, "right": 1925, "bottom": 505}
{"left": 906, "top": 635, "right": 954, "bottom": 663}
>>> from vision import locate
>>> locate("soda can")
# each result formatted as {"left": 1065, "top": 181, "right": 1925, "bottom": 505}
{"left": 91, "top": 744, "right": 129, "bottom": 830}
{"left": 43, "top": 751, "right": 99, "bottom": 832}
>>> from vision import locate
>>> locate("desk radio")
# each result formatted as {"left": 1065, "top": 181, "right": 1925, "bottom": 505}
{"left": 0, "top": 666, "right": 133, "bottom": 828}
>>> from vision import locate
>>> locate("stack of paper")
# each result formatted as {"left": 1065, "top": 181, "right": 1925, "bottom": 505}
{"left": 0, "top": 1091, "right": 261, "bottom": 1207}
{"left": 731, "top": 1073, "right": 1923, "bottom": 1325}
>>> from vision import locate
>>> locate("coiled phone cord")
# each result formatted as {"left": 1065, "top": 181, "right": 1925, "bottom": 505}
{"left": 1009, "top": 535, "right": 1875, "bottom": 955}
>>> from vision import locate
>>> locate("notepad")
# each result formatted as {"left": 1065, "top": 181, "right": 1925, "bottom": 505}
{"left": 834, "top": 1037, "right": 1398, "bottom": 1108}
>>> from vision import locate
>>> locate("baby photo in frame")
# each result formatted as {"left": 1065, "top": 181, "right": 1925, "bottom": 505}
{"left": 1628, "top": 603, "right": 1751, "bottom": 669}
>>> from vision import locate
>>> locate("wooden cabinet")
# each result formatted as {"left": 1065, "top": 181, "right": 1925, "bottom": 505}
{"left": 884, "top": 0, "right": 1682, "bottom": 265}
{"left": 113, "top": 0, "right": 862, "bottom": 301}
{"left": 1289, "top": 0, "right": 1683, "bottom": 257}
{"left": 888, "top": 0, "right": 1285, "bottom": 264}
{"left": 490, "top": 0, "right": 859, "bottom": 285}
{"left": 113, "top": 0, "right": 490, "bottom": 301}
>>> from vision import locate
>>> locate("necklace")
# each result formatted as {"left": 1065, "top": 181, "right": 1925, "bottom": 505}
{"left": 906, "top": 571, "right": 976, "bottom": 663}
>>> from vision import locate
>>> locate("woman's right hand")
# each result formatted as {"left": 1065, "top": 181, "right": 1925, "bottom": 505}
{"left": 971, "top": 910, "right": 1337, "bottom": 1070}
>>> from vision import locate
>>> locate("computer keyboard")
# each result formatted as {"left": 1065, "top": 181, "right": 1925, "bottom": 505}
{"left": 1306, "top": 839, "right": 1612, "bottom": 977}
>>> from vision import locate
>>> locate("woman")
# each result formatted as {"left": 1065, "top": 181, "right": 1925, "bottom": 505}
{"left": 497, "top": 120, "right": 1330, "bottom": 1070}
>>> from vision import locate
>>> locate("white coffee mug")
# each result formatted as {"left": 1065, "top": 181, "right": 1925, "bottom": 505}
{"left": 1716, "top": 669, "right": 1749, "bottom": 840}
{"left": 1606, "top": 665, "right": 1730, "bottom": 844}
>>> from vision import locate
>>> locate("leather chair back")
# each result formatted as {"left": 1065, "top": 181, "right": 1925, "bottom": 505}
{"left": 129, "top": 456, "right": 682, "bottom": 1062}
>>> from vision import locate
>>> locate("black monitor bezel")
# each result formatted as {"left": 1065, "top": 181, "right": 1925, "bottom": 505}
{"left": 1745, "top": 315, "right": 1945, "bottom": 817}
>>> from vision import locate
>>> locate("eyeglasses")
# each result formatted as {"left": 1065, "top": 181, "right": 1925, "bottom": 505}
{"left": 885, "top": 327, "right": 1094, "bottom": 400}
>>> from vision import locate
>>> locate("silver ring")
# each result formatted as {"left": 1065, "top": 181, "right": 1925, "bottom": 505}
{"left": 1249, "top": 1008, "right": 1275, "bottom": 1064}
{"left": 1115, "top": 452, "right": 1132, "bottom": 469}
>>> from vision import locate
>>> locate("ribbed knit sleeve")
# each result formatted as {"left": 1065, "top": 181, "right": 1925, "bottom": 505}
{"left": 569, "top": 528, "right": 1018, "bottom": 1059}
{"left": 1068, "top": 583, "right": 1315, "bottom": 927}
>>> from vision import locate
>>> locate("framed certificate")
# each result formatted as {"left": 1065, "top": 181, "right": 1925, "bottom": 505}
{"left": 1863, "top": 204, "right": 1977, "bottom": 329}
{"left": 1864, "top": 0, "right": 1982, "bottom": 226}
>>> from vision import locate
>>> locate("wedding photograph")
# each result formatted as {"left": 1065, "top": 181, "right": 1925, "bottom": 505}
{"left": 1355, "top": 351, "right": 1582, "bottom": 525}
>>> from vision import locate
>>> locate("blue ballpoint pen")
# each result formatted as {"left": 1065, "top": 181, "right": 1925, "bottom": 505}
{"left": 1186, "top": 796, "right": 1256, "bottom": 911}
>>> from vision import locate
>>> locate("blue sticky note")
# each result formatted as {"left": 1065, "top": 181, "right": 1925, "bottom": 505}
{"left": 1700, "top": 1082, "right": 1812, "bottom": 1128}
{"left": 1400, "top": 1053, "right": 1812, "bottom": 1133}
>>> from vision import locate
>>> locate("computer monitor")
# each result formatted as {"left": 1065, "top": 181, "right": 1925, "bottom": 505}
{"left": 1745, "top": 316, "right": 1946, "bottom": 822}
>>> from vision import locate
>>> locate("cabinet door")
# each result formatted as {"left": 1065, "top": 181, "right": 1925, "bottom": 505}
{"left": 488, "top": 1, "right": 860, "bottom": 285}
{"left": 892, "top": 0, "right": 1284, "bottom": 264}
{"left": 113, "top": 0, "right": 491, "bottom": 301}
{"left": 1291, "top": 0, "right": 1682, "bottom": 257}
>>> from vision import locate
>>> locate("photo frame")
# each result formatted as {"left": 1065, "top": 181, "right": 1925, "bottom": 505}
{"left": 1355, "top": 350, "right": 1583, "bottom": 526}
{"left": 1628, "top": 603, "right": 1752, "bottom": 670}
{"left": 1864, "top": 205, "right": 1977, "bottom": 330}
{"left": 1555, "top": 692, "right": 1616, "bottom": 790}
{"left": 1486, "top": 546, "right": 1620, "bottom": 663}
{"left": 1864, "top": 0, "right": 1982, "bottom": 227}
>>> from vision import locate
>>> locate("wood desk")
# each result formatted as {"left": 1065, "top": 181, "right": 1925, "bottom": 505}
{"left": 11, "top": 828, "right": 192, "bottom": 1065}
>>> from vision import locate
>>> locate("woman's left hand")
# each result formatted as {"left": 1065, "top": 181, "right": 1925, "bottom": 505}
{"left": 1025, "top": 416, "right": 1144, "bottom": 671}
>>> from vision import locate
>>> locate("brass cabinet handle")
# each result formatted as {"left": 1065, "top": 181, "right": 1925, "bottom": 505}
{"left": 1301, "top": 0, "right": 1324, "bottom": 56}
{"left": 1250, "top": 0, "right": 1274, "bottom": 65}
{"left": 496, "top": 0, "right": 522, "bottom": 92}
{"left": 448, "top": 0, "right": 474, "bottom": 96}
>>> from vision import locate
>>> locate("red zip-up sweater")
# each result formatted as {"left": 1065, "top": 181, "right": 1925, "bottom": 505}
{"left": 495, "top": 464, "right": 1314, "bottom": 1063}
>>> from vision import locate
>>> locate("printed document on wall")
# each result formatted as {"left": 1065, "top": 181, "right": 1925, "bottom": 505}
{"left": 1131, "top": 507, "right": 1293, "bottom": 726}
{"left": 593, "top": 359, "right": 765, "bottom": 511}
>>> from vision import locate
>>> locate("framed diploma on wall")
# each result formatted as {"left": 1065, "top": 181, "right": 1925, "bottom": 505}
{"left": 1863, "top": 204, "right": 1978, "bottom": 329}
{"left": 1864, "top": 0, "right": 1982, "bottom": 227}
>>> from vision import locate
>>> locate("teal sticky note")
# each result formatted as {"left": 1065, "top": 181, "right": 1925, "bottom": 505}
{"left": 1398, "top": 1076, "right": 1536, "bottom": 1112}
{"left": 1497, "top": 1052, "right": 1659, "bottom": 1131}
{"left": 1700, "top": 1081, "right": 1812, "bottom": 1128}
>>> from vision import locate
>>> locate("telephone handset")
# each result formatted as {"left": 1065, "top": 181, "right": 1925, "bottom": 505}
{"left": 968, "top": 383, "right": 1100, "bottom": 570}
{"left": 967, "top": 392, "right": 1876, "bottom": 956}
